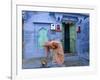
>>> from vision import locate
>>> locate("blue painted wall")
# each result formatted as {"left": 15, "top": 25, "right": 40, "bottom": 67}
{"left": 22, "top": 11, "right": 89, "bottom": 60}
{"left": 23, "top": 11, "right": 63, "bottom": 59}
{"left": 77, "top": 17, "right": 89, "bottom": 60}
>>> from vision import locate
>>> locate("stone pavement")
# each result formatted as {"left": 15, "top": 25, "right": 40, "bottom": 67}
{"left": 22, "top": 54, "right": 89, "bottom": 69}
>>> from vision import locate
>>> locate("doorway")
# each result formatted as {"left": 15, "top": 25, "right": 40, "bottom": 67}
{"left": 63, "top": 23, "right": 70, "bottom": 53}
{"left": 62, "top": 22, "right": 76, "bottom": 54}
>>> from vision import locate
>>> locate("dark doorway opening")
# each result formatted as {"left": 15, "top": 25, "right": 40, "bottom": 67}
{"left": 63, "top": 23, "right": 70, "bottom": 53}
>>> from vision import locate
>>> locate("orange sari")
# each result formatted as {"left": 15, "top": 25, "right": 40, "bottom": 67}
{"left": 44, "top": 40, "right": 64, "bottom": 65}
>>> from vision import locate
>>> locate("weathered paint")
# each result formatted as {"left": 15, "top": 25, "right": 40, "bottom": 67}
{"left": 77, "top": 17, "right": 89, "bottom": 59}
{"left": 38, "top": 28, "right": 48, "bottom": 48}
{"left": 69, "top": 24, "right": 76, "bottom": 53}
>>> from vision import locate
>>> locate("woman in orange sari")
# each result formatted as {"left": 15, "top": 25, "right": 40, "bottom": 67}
{"left": 44, "top": 40, "right": 64, "bottom": 66}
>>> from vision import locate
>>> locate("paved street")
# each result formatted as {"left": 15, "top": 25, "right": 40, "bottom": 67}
{"left": 22, "top": 54, "right": 89, "bottom": 69}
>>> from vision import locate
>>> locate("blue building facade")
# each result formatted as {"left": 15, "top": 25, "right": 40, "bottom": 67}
{"left": 22, "top": 11, "right": 89, "bottom": 62}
